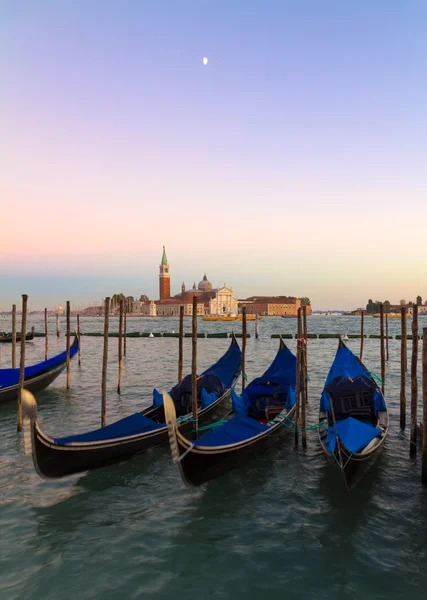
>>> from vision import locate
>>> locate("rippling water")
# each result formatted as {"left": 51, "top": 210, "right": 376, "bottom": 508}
{"left": 1, "top": 315, "right": 427, "bottom": 599}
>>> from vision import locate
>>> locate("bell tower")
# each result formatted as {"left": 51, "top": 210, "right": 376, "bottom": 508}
{"left": 159, "top": 246, "right": 170, "bottom": 300}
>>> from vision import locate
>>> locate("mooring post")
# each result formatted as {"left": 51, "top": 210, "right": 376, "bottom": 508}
{"left": 178, "top": 305, "right": 184, "bottom": 383}
{"left": 301, "top": 305, "right": 308, "bottom": 448}
{"left": 66, "top": 301, "right": 71, "bottom": 389}
{"left": 400, "top": 306, "right": 407, "bottom": 429}
{"left": 117, "top": 298, "right": 123, "bottom": 395}
{"left": 44, "top": 308, "right": 48, "bottom": 361}
{"left": 360, "top": 310, "right": 365, "bottom": 361}
{"left": 255, "top": 312, "right": 259, "bottom": 340}
{"left": 12, "top": 304, "right": 16, "bottom": 369}
{"left": 77, "top": 313, "right": 81, "bottom": 366}
{"left": 17, "top": 294, "right": 28, "bottom": 432}
{"left": 294, "top": 307, "right": 302, "bottom": 446}
{"left": 422, "top": 328, "right": 427, "bottom": 484}
{"left": 242, "top": 306, "right": 247, "bottom": 391}
{"left": 192, "top": 296, "right": 198, "bottom": 438}
{"left": 56, "top": 312, "right": 60, "bottom": 338}
{"left": 385, "top": 314, "right": 389, "bottom": 362}
{"left": 101, "top": 297, "right": 110, "bottom": 427}
{"left": 410, "top": 304, "right": 418, "bottom": 456}
{"left": 379, "top": 303, "right": 385, "bottom": 395}
{"left": 123, "top": 306, "right": 127, "bottom": 357}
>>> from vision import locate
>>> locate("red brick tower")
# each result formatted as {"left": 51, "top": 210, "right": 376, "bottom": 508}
{"left": 159, "top": 246, "right": 170, "bottom": 300}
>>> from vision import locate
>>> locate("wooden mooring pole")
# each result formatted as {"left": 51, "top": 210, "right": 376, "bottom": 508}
{"left": 192, "top": 296, "right": 198, "bottom": 439}
{"left": 360, "top": 311, "right": 365, "bottom": 361}
{"left": 101, "top": 297, "right": 110, "bottom": 427}
{"left": 379, "top": 303, "right": 385, "bottom": 395}
{"left": 410, "top": 304, "right": 418, "bottom": 456}
{"left": 385, "top": 314, "right": 389, "bottom": 362}
{"left": 400, "top": 306, "right": 407, "bottom": 429}
{"left": 12, "top": 304, "right": 16, "bottom": 369}
{"left": 117, "top": 298, "right": 123, "bottom": 395}
{"left": 178, "top": 305, "right": 184, "bottom": 383}
{"left": 44, "top": 308, "right": 48, "bottom": 361}
{"left": 242, "top": 306, "right": 247, "bottom": 391}
{"left": 301, "top": 305, "right": 308, "bottom": 448}
{"left": 422, "top": 328, "right": 427, "bottom": 484}
{"left": 66, "top": 301, "right": 71, "bottom": 389}
{"left": 77, "top": 313, "right": 81, "bottom": 366}
{"left": 294, "top": 308, "right": 302, "bottom": 446}
{"left": 255, "top": 312, "right": 259, "bottom": 339}
{"left": 17, "top": 294, "right": 28, "bottom": 432}
{"left": 123, "top": 307, "right": 127, "bottom": 357}
{"left": 56, "top": 312, "right": 60, "bottom": 338}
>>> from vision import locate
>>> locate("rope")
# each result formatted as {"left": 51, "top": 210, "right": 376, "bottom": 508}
{"left": 390, "top": 426, "right": 417, "bottom": 447}
{"left": 368, "top": 371, "right": 384, "bottom": 385}
{"left": 192, "top": 420, "right": 228, "bottom": 433}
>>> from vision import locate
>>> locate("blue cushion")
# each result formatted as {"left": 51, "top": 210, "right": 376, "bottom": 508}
{"left": 200, "top": 387, "right": 217, "bottom": 408}
{"left": 153, "top": 388, "right": 163, "bottom": 407}
{"left": 196, "top": 415, "right": 269, "bottom": 447}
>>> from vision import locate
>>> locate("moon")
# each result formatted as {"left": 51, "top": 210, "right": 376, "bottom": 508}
{"left": 203, "top": 57, "right": 208, "bottom": 66}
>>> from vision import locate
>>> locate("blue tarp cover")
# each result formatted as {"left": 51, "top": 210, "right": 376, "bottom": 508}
{"left": 324, "top": 417, "right": 382, "bottom": 454}
{"left": 202, "top": 341, "right": 242, "bottom": 388}
{"left": 200, "top": 387, "right": 217, "bottom": 408}
{"left": 325, "top": 345, "right": 367, "bottom": 385}
{"left": 0, "top": 343, "right": 78, "bottom": 390}
{"left": 54, "top": 412, "right": 162, "bottom": 445}
{"left": 233, "top": 343, "right": 297, "bottom": 417}
{"left": 196, "top": 414, "right": 269, "bottom": 447}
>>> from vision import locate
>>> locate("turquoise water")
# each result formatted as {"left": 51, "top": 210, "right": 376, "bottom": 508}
{"left": 1, "top": 315, "right": 427, "bottom": 599}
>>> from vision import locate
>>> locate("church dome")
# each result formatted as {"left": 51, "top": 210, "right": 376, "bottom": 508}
{"left": 198, "top": 273, "right": 212, "bottom": 291}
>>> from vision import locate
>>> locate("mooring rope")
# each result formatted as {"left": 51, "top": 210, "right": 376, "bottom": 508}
{"left": 390, "top": 426, "right": 417, "bottom": 446}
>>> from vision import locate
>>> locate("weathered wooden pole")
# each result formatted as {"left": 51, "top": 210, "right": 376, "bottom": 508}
{"left": 360, "top": 311, "right": 365, "bottom": 361}
{"left": 385, "top": 314, "right": 389, "bottom": 362}
{"left": 410, "top": 304, "right": 418, "bottom": 456}
{"left": 12, "top": 304, "right": 17, "bottom": 369}
{"left": 44, "top": 308, "right": 48, "bottom": 361}
{"left": 422, "top": 328, "right": 427, "bottom": 484}
{"left": 379, "top": 303, "right": 385, "bottom": 395}
{"left": 123, "top": 307, "right": 127, "bottom": 357}
{"left": 117, "top": 298, "right": 123, "bottom": 395}
{"left": 17, "top": 294, "right": 28, "bottom": 432}
{"left": 77, "top": 313, "right": 81, "bottom": 366}
{"left": 192, "top": 295, "right": 198, "bottom": 438}
{"left": 421, "top": 327, "right": 427, "bottom": 484}
{"left": 400, "top": 306, "right": 407, "bottom": 429}
{"left": 301, "top": 305, "right": 308, "bottom": 448}
{"left": 178, "top": 305, "right": 184, "bottom": 383}
{"left": 56, "top": 312, "right": 60, "bottom": 338}
{"left": 255, "top": 312, "right": 259, "bottom": 339}
{"left": 241, "top": 306, "right": 247, "bottom": 391}
{"left": 294, "top": 307, "right": 302, "bottom": 446}
{"left": 101, "top": 297, "right": 110, "bottom": 427}
{"left": 66, "top": 301, "right": 71, "bottom": 389}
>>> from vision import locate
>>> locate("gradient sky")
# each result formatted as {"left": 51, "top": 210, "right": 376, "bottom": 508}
{"left": 1, "top": 0, "right": 426, "bottom": 310}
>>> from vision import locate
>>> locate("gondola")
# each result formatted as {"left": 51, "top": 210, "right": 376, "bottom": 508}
{"left": 0, "top": 335, "right": 79, "bottom": 404}
{"left": 318, "top": 339, "right": 389, "bottom": 490}
{"left": 22, "top": 336, "right": 241, "bottom": 479}
{"left": 0, "top": 326, "right": 35, "bottom": 343}
{"left": 164, "top": 337, "right": 297, "bottom": 486}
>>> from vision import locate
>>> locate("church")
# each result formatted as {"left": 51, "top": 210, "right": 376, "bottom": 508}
{"left": 141, "top": 247, "right": 238, "bottom": 316}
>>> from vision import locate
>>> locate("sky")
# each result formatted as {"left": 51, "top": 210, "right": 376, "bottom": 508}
{"left": 1, "top": 0, "right": 426, "bottom": 310}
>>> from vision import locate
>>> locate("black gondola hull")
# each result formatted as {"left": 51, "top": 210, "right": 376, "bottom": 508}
{"left": 29, "top": 388, "right": 233, "bottom": 478}
{"left": 178, "top": 409, "right": 295, "bottom": 486}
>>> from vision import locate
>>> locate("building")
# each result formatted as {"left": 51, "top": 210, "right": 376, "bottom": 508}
{"left": 238, "top": 296, "right": 312, "bottom": 317}
{"left": 154, "top": 248, "right": 238, "bottom": 316}
{"left": 159, "top": 246, "right": 170, "bottom": 300}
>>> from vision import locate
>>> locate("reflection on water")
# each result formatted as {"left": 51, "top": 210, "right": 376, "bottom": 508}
{"left": 1, "top": 315, "right": 427, "bottom": 599}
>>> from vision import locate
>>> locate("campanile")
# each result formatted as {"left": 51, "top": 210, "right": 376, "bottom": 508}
{"left": 159, "top": 246, "right": 170, "bottom": 300}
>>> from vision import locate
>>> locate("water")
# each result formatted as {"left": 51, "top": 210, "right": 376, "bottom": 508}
{"left": 1, "top": 315, "right": 427, "bottom": 599}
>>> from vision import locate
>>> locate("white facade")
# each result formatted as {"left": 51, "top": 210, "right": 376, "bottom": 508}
{"left": 141, "top": 301, "right": 157, "bottom": 316}
{"left": 209, "top": 287, "right": 238, "bottom": 316}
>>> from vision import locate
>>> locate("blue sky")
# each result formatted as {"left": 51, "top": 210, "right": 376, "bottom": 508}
{"left": 1, "top": 1, "right": 426, "bottom": 309}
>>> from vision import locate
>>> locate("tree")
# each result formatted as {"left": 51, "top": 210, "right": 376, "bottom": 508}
{"left": 400, "top": 299, "right": 406, "bottom": 306}
{"left": 417, "top": 295, "right": 422, "bottom": 306}
{"left": 384, "top": 300, "right": 391, "bottom": 313}
{"left": 300, "top": 297, "right": 311, "bottom": 306}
